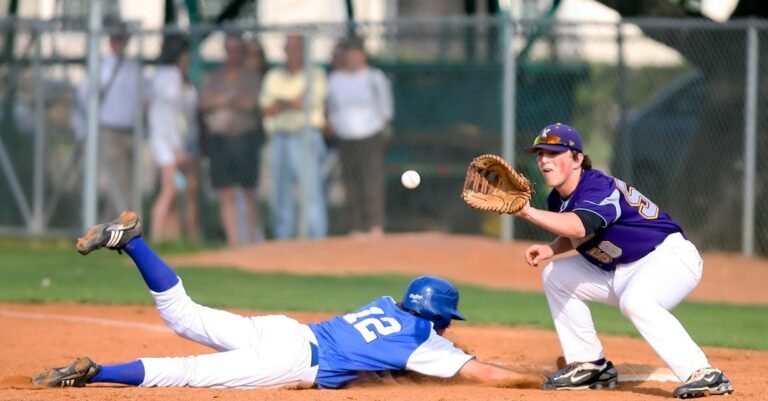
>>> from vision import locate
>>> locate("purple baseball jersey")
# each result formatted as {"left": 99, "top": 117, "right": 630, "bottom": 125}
{"left": 547, "top": 169, "right": 684, "bottom": 271}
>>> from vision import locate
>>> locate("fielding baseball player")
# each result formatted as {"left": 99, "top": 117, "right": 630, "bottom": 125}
{"left": 32, "top": 211, "right": 538, "bottom": 389}
{"left": 515, "top": 123, "right": 734, "bottom": 398}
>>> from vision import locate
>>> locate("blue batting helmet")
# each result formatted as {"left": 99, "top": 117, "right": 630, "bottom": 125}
{"left": 401, "top": 275, "right": 466, "bottom": 330}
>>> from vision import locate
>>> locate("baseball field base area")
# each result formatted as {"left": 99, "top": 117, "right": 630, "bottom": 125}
{"left": 2, "top": 233, "right": 767, "bottom": 401}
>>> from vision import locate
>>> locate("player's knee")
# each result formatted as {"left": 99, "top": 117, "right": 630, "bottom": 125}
{"left": 157, "top": 299, "right": 201, "bottom": 335}
{"left": 618, "top": 294, "right": 653, "bottom": 319}
{"left": 166, "top": 318, "right": 188, "bottom": 336}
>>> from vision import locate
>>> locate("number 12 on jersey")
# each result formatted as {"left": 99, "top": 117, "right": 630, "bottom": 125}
{"left": 343, "top": 307, "right": 403, "bottom": 343}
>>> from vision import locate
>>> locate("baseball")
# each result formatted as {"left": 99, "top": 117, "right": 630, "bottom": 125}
{"left": 401, "top": 170, "right": 421, "bottom": 189}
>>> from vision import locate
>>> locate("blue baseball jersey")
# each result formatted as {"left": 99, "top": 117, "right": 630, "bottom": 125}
{"left": 307, "top": 296, "right": 473, "bottom": 389}
{"left": 547, "top": 169, "right": 684, "bottom": 271}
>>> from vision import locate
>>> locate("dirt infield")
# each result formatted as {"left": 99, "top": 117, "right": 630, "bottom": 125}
{"left": 2, "top": 233, "right": 768, "bottom": 400}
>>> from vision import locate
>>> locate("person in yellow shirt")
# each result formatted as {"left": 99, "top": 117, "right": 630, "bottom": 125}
{"left": 260, "top": 34, "right": 328, "bottom": 239}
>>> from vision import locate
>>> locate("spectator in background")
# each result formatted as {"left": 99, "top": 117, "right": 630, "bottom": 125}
{"left": 244, "top": 36, "right": 268, "bottom": 77}
{"left": 72, "top": 16, "right": 144, "bottom": 217}
{"left": 322, "top": 39, "right": 347, "bottom": 139}
{"left": 329, "top": 39, "right": 347, "bottom": 72}
{"left": 242, "top": 36, "right": 269, "bottom": 242}
{"left": 147, "top": 35, "right": 201, "bottom": 243}
{"left": 319, "top": 38, "right": 348, "bottom": 225}
{"left": 260, "top": 34, "right": 328, "bottom": 239}
{"left": 200, "top": 33, "right": 262, "bottom": 247}
{"left": 326, "top": 37, "right": 393, "bottom": 238}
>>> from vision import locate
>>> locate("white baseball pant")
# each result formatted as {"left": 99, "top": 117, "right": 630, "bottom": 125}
{"left": 139, "top": 280, "right": 319, "bottom": 388}
{"left": 542, "top": 232, "right": 709, "bottom": 381}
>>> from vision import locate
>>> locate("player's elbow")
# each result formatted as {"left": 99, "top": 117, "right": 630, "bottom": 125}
{"left": 558, "top": 225, "right": 586, "bottom": 240}
{"left": 562, "top": 213, "right": 587, "bottom": 239}
{"left": 569, "top": 226, "right": 587, "bottom": 239}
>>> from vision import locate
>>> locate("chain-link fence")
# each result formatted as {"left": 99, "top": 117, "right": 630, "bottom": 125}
{"left": 0, "top": 17, "right": 766, "bottom": 255}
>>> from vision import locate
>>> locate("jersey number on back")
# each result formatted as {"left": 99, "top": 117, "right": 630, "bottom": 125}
{"left": 343, "top": 307, "right": 403, "bottom": 343}
{"left": 615, "top": 179, "right": 659, "bottom": 219}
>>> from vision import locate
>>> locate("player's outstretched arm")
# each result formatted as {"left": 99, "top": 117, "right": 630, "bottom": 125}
{"left": 515, "top": 205, "right": 586, "bottom": 239}
{"left": 457, "top": 359, "right": 542, "bottom": 388}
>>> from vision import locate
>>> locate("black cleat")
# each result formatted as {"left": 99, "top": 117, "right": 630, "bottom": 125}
{"left": 76, "top": 210, "right": 142, "bottom": 255}
{"left": 543, "top": 360, "right": 619, "bottom": 390}
{"left": 673, "top": 367, "right": 734, "bottom": 399}
{"left": 32, "top": 357, "right": 101, "bottom": 387}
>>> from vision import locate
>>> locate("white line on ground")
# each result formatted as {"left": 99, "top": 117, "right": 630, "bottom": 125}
{"left": 0, "top": 309, "right": 171, "bottom": 333}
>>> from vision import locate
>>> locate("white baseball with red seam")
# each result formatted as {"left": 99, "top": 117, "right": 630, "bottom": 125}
{"left": 401, "top": 170, "right": 421, "bottom": 189}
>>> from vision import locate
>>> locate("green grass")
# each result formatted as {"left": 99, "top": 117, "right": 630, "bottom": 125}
{"left": 2, "top": 241, "right": 767, "bottom": 350}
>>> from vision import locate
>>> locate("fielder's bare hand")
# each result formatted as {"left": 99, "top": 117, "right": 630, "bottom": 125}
{"left": 525, "top": 244, "right": 554, "bottom": 267}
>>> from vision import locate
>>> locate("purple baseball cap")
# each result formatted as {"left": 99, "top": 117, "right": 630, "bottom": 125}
{"left": 525, "top": 123, "right": 584, "bottom": 154}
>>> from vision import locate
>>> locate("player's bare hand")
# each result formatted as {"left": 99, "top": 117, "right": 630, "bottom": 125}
{"left": 525, "top": 244, "right": 554, "bottom": 267}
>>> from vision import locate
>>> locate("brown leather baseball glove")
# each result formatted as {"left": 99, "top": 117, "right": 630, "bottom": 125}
{"left": 461, "top": 154, "right": 533, "bottom": 214}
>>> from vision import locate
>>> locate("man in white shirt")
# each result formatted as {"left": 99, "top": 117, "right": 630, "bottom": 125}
{"left": 326, "top": 37, "right": 393, "bottom": 237}
{"left": 73, "top": 18, "right": 144, "bottom": 216}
